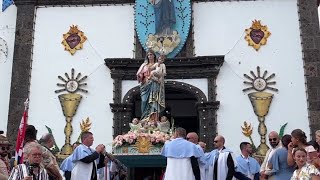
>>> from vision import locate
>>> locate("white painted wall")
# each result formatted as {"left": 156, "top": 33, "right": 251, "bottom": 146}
{"left": 0, "top": 3, "right": 16, "bottom": 135}
{"left": 194, "top": 0, "right": 309, "bottom": 155}
{"left": 29, "top": 5, "right": 134, "bottom": 152}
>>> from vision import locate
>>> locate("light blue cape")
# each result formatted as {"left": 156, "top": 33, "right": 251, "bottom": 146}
{"left": 161, "top": 138, "right": 203, "bottom": 158}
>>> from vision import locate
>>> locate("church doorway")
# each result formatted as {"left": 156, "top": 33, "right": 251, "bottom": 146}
{"left": 118, "top": 80, "right": 218, "bottom": 150}
{"left": 133, "top": 88, "right": 199, "bottom": 133}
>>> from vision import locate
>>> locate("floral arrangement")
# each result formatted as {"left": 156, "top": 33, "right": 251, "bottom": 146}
{"left": 113, "top": 131, "right": 171, "bottom": 148}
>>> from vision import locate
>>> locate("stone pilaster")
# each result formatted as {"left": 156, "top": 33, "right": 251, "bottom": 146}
{"left": 110, "top": 103, "right": 134, "bottom": 137}
{"left": 197, "top": 101, "right": 219, "bottom": 151}
{"left": 297, "top": 0, "right": 320, "bottom": 137}
{"left": 7, "top": 1, "right": 36, "bottom": 144}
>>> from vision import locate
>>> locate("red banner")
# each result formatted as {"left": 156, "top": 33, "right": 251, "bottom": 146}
{"left": 15, "top": 100, "right": 28, "bottom": 164}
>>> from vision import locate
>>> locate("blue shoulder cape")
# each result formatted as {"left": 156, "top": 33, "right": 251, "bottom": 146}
{"left": 71, "top": 144, "right": 95, "bottom": 162}
{"left": 161, "top": 138, "right": 203, "bottom": 158}
{"left": 60, "top": 155, "right": 74, "bottom": 171}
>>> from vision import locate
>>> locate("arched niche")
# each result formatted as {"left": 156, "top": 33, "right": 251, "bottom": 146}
{"left": 122, "top": 81, "right": 207, "bottom": 103}
{"left": 105, "top": 56, "right": 224, "bottom": 150}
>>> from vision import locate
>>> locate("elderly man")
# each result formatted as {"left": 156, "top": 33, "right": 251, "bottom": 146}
{"left": 187, "top": 132, "right": 199, "bottom": 144}
{"left": 235, "top": 142, "right": 260, "bottom": 180}
{"left": 161, "top": 128, "right": 203, "bottom": 180}
{"left": 260, "top": 131, "right": 281, "bottom": 180}
{"left": 187, "top": 132, "right": 207, "bottom": 180}
{"left": 198, "top": 142, "right": 206, "bottom": 152}
{"left": 71, "top": 131, "right": 105, "bottom": 180}
{"left": 39, "top": 133, "right": 62, "bottom": 180}
{"left": 0, "top": 133, "right": 12, "bottom": 180}
{"left": 8, "top": 142, "right": 49, "bottom": 180}
{"left": 206, "top": 135, "right": 235, "bottom": 180}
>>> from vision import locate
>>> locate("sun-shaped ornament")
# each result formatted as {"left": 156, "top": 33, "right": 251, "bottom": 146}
{"left": 55, "top": 68, "right": 88, "bottom": 94}
{"left": 243, "top": 66, "right": 278, "bottom": 92}
{"left": 245, "top": 20, "right": 271, "bottom": 51}
{"left": 61, "top": 25, "right": 87, "bottom": 55}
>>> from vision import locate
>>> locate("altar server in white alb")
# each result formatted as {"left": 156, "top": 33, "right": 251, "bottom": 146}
{"left": 71, "top": 131, "right": 105, "bottom": 180}
{"left": 161, "top": 127, "right": 203, "bottom": 180}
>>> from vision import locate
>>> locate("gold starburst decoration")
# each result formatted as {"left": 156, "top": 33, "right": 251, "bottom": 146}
{"left": 76, "top": 117, "right": 92, "bottom": 143}
{"left": 80, "top": 117, "right": 92, "bottom": 132}
{"left": 245, "top": 20, "right": 271, "bottom": 51}
{"left": 241, "top": 121, "right": 253, "bottom": 137}
{"left": 241, "top": 121, "right": 257, "bottom": 152}
{"left": 136, "top": 136, "right": 152, "bottom": 153}
{"left": 55, "top": 68, "right": 88, "bottom": 94}
{"left": 243, "top": 66, "right": 278, "bottom": 92}
{"left": 61, "top": 25, "right": 87, "bottom": 55}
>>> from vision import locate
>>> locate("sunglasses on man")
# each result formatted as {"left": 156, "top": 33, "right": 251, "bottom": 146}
{"left": 269, "top": 138, "right": 277, "bottom": 142}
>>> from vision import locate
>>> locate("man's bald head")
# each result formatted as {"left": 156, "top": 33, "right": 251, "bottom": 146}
{"left": 215, "top": 135, "right": 225, "bottom": 143}
{"left": 214, "top": 135, "right": 225, "bottom": 149}
{"left": 268, "top": 131, "right": 280, "bottom": 148}
{"left": 269, "top": 131, "right": 279, "bottom": 137}
{"left": 186, "top": 132, "right": 199, "bottom": 144}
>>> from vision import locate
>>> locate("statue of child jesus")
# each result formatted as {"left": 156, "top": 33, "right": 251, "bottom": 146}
{"left": 158, "top": 115, "right": 170, "bottom": 133}
{"left": 149, "top": 55, "right": 166, "bottom": 83}
{"left": 129, "top": 118, "right": 141, "bottom": 133}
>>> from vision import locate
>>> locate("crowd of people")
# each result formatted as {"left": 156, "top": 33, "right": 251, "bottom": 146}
{"left": 161, "top": 128, "right": 320, "bottom": 180}
{"left": 0, "top": 124, "right": 320, "bottom": 180}
{"left": 0, "top": 125, "right": 123, "bottom": 180}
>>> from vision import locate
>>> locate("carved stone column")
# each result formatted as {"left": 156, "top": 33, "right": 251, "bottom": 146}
{"left": 197, "top": 101, "right": 220, "bottom": 151}
{"left": 110, "top": 103, "right": 133, "bottom": 137}
{"left": 113, "top": 79, "right": 122, "bottom": 104}
{"left": 208, "top": 78, "right": 217, "bottom": 102}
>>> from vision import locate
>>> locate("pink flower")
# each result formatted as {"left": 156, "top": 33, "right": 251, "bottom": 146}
{"left": 113, "top": 131, "right": 174, "bottom": 148}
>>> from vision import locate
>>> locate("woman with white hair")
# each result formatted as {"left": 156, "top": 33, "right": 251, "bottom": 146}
{"left": 8, "top": 142, "right": 49, "bottom": 180}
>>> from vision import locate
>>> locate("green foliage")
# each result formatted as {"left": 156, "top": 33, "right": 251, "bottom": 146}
{"left": 45, "top": 125, "right": 60, "bottom": 154}
{"left": 279, "top": 123, "right": 288, "bottom": 138}
{"left": 45, "top": 125, "right": 52, "bottom": 134}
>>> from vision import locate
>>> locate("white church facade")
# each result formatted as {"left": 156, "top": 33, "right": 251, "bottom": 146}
{"left": 0, "top": 1, "right": 319, "bottom": 173}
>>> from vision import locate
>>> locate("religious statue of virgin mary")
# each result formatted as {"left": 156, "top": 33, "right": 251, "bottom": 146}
{"left": 150, "top": 0, "right": 176, "bottom": 36}
{"left": 135, "top": 0, "right": 191, "bottom": 58}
